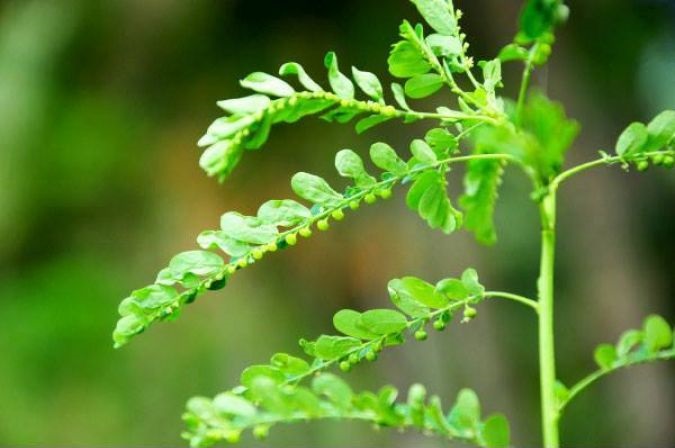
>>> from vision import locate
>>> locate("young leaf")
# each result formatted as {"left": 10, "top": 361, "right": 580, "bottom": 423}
{"left": 460, "top": 159, "right": 503, "bottom": 245}
{"left": 425, "top": 128, "right": 458, "bottom": 158}
{"left": 393, "top": 276, "right": 448, "bottom": 308}
{"left": 388, "top": 38, "right": 431, "bottom": 78}
{"left": 387, "top": 278, "right": 432, "bottom": 317}
{"left": 370, "top": 142, "right": 407, "bottom": 175}
{"left": 615, "top": 122, "right": 648, "bottom": 157}
{"left": 257, "top": 199, "right": 312, "bottom": 227}
{"left": 593, "top": 343, "right": 617, "bottom": 369}
{"left": 448, "top": 388, "right": 481, "bottom": 433}
{"left": 324, "top": 52, "right": 355, "bottom": 100}
{"left": 615, "top": 329, "right": 643, "bottom": 357}
{"left": 481, "top": 414, "right": 510, "bottom": 448}
{"left": 335, "top": 149, "right": 376, "bottom": 186}
{"left": 390, "top": 83, "right": 412, "bottom": 110}
{"left": 240, "top": 72, "right": 295, "bottom": 97}
{"left": 355, "top": 115, "right": 393, "bottom": 134}
{"left": 291, "top": 172, "right": 343, "bottom": 207}
{"left": 404, "top": 73, "right": 444, "bottom": 99}
{"left": 407, "top": 171, "right": 459, "bottom": 234}
{"left": 436, "top": 278, "right": 469, "bottom": 300}
{"left": 643, "top": 314, "right": 673, "bottom": 352}
{"left": 333, "top": 309, "right": 379, "bottom": 340}
{"left": 168, "top": 251, "right": 225, "bottom": 279}
{"left": 360, "top": 309, "right": 408, "bottom": 334}
{"left": 644, "top": 109, "right": 675, "bottom": 152}
{"left": 497, "top": 43, "right": 529, "bottom": 62}
{"left": 410, "top": 139, "right": 438, "bottom": 164}
{"left": 313, "top": 335, "right": 361, "bottom": 360}
{"left": 351, "top": 67, "right": 384, "bottom": 102}
{"left": 270, "top": 353, "right": 311, "bottom": 376}
{"left": 410, "top": 0, "right": 458, "bottom": 36}
{"left": 426, "top": 34, "right": 462, "bottom": 57}
{"left": 278, "top": 62, "right": 323, "bottom": 92}
{"left": 220, "top": 212, "right": 278, "bottom": 244}
{"left": 217, "top": 94, "right": 271, "bottom": 114}
{"left": 311, "top": 373, "right": 353, "bottom": 410}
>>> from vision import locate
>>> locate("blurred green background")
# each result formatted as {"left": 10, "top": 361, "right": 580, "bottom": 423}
{"left": 0, "top": 0, "right": 673, "bottom": 446}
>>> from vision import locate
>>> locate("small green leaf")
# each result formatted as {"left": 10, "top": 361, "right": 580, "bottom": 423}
{"left": 424, "top": 128, "right": 458, "bottom": 158}
{"left": 199, "top": 140, "right": 243, "bottom": 179}
{"left": 197, "top": 230, "right": 250, "bottom": 257}
{"left": 498, "top": 43, "right": 529, "bottom": 62}
{"left": 407, "top": 171, "right": 459, "bottom": 234}
{"left": 324, "top": 52, "right": 354, "bottom": 100}
{"left": 278, "top": 62, "right": 323, "bottom": 92}
{"left": 335, "top": 149, "right": 376, "bottom": 187}
{"left": 448, "top": 388, "right": 481, "bottom": 432}
{"left": 313, "top": 335, "right": 361, "bottom": 360}
{"left": 425, "top": 34, "right": 461, "bottom": 57}
{"left": 291, "top": 172, "right": 343, "bottom": 207}
{"left": 220, "top": 212, "right": 278, "bottom": 244}
{"left": 240, "top": 72, "right": 295, "bottom": 97}
{"left": 615, "top": 122, "right": 648, "bottom": 157}
{"left": 481, "top": 59, "right": 502, "bottom": 92}
{"left": 615, "top": 329, "right": 643, "bottom": 357}
{"left": 213, "top": 393, "right": 257, "bottom": 418}
{"left": 360, "top": 309, "right": 408, "bottom": 334}
{"left": 460, "top": 158, "right": 503, "bottom": 245}
{"left": 390, "top": 83, "right": 412, "bottom": 110}
{"left": 482, "top": 414, "right": 510, "bottom": 448}
{"left": 270, "top": 353, "right": 311, "bottom": 376}
{"left": 410, "top": 139, "right": 437, "bottom": 164}
{"left": 554, "top": 380, "right": 570, "bottom": 407}
{"left": 461, "top": 268, "right": 485, "bottom": 296}
{"left": 312, "top": 373, "right": 353, "bottom": 410}
{"left": 643, "top": 315, "right": 673, "bottom": 352}
{"left": 644, "top": 109, "right": 675, "bottom": 151}
{"left": 388, "top": 38, "right": 431, "bottom": 78}
{"left": 257, "top": 199, "right": 312, "bottom": 227}
{"left": 410, "top": 0, "right": 458, "bottom": 36}
{"left": 404, "top": 73, "right": 444, "bottom": 99}
{"left": 435, "top": 278, "right": 469, "bottom": 300}
{"left": 518, "top": 0, "right": 559, "bottom": 42}
{"left": 355, "top": 115, "right": 393, "bottom": 134}
{"left": 351, "top": 67, "right": 384, "bottom": 102}
{"left": 369, "top": 142, "right": 407, "bottom": 175}
{"left": 594, "top": 343, "right": 617, "bottom": 369}
{"left": 217, "top": 94, "right": 271, "bottom": 114}
{"left": 395, "top": 276, "right": 448, "bottom": 308}
{"left": 387, "top": 278, "right": 432, "bottom": 318}
{"left": 240, "top": 365, "right": 285, "bottom": 388}
{"left": 333, "top": 309, "right": 380, "bottom": 340}
{"left": 169, "top": 250, "right": 225, "bottom": 279}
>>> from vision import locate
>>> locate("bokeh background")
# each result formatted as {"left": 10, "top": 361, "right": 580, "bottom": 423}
{"left": 1, "top": 0, "right": 674, "bottom": 446}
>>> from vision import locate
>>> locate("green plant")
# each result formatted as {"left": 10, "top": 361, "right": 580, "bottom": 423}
{"left": 112, "top": 1, "right": 675, "bottom": 446}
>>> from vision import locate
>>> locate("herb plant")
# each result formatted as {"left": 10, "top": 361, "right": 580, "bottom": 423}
{"left": 112, "top": 1, "right": 675, "bottom": 446}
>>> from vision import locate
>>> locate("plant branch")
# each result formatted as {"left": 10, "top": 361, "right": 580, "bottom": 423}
{"left": 515, "top": 43, "right": 539, "bottom": 125}
{"left": 486, "top": 291, "right": 539, "bottom": 312}
{"left": 558, "top": 349, "right": 675, "bottom": 413}
{"left": 551, "top": 150, "right": 674, "bottom": 188}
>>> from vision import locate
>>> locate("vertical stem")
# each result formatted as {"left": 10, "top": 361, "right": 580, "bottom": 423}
{"left": 538, "top": 190, "right": 560, "bottom": 448}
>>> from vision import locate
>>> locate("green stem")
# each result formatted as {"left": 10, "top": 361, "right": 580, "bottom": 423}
{"left": 558, "top": 349, "right": 675, "bottom": 413}
{"left": 486, "top": 291, "right": 539, "bottom": 312}
{"left": 538, "top": 191, "right": 560, "bottom": 448}
{"left": 515, "top": 43, "right": 538, "bottom": 125}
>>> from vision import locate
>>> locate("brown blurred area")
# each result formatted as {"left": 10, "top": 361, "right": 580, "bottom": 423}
{"left": 0, "top": 0, "right": 673, "bottom": 446}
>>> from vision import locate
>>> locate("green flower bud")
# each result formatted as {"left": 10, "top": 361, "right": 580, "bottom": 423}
{"left": 237, "top": 258, "right": 249, "bottom": 268}
{"left": 636, "top": 160, "right": 649, "bottom": 172}
{"left": 339, "top": 360, "right": 351, "bottom": 372}
{"left": 663, "top": 155, "right": 674, "bottom": 168}
{"left": 651, "top": 153, "right": 664, "bottom": 165}
{"left": 266, "top": 242, "right": 278, "bottom": 252}
{"left": 253, "top": 425, "right": 269, "bottom": 440}
{"left": 463, "top": 306, "right": 477, "bottom": 320}
{"left": 364, "top": 193, "right": 377, "bottom": 204}
{"left": 349, "top": 200, "right": 360, "bottom": 210}
{"left": 378, "top": 188, "right": 392, "bottom": 199}
{"left": 414, "top": 329, "right": 428, "bottom": 341}
{"left": 317, "top": 219, "right": 330, "bottom": 231}
{"left": 226, "top": 265, "right": 237, "bottom": 275}
{"left": 365, "top": 350, "right": 377, "bottom": 362}
{"left": 348, "top": 353, "right": 359, "bottom": 364}
{"left": 331, "top": 209, "right": 345, "bottom": 221}
{"left": 285, "top": 233, "right": 298, "bottom": 246}
{"left": 299, "top": 226, "right": 312, "bottom": 238}
{"left": 252, "top": 248, "right": 264, "bottom": 260}
{"left": 433, "top": 319, "right": 446, "bottom": 331}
